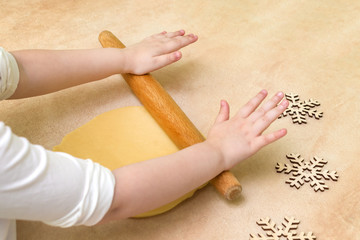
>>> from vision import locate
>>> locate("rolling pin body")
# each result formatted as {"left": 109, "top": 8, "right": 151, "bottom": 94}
{"left": 98, "top": 30, "right": 241, "bottom": 200}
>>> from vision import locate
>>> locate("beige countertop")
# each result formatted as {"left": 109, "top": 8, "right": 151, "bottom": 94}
{"left": 1, "top": 0, "right": 359, "bottom": 239}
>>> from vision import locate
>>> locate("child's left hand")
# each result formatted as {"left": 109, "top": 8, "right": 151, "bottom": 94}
{"left": 123, "top": 30, "right": 198, "bottom": 75}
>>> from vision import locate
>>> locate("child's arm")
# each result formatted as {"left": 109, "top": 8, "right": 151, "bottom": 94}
{"left": 99, "top": 90, "right": 288, "bottom": 223}
{"left": 9, "top": 30, "right": 197, "bottom": 99}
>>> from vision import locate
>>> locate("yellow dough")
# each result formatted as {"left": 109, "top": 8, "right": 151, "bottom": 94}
{"left": 53, "top": 106, "right": 203, "bottom": 217}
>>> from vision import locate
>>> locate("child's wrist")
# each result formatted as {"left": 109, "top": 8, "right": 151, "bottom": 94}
{"left": 202, "top": 140, "right": 227, "bottom": 171}
{"left": 113, "top": 48, "right": 133, "bottom": 74}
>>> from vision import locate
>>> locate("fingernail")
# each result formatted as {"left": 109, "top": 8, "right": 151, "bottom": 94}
{"left": 174, "top": 51, "right": 181, "bottom": 59}
{"left": 260, "top": 89, "right": 267, "bottom": 95}
{"left": 276, "top": 91, "right": 284, "bottom": 97}
{"left": 281, "top": 100, "right": 288, "bottom": 106}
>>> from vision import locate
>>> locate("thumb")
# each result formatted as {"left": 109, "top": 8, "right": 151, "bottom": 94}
{"left": 214, "top": 100, "right": 230, "bottom": 124}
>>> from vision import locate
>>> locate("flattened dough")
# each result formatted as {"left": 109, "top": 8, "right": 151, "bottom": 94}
{"left": 53, "top": 106, "right": 204, "bottom": 217}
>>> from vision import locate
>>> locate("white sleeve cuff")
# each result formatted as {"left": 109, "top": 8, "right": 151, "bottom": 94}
{"left": 0, "top": 47, "right": 20, "bottom": 100}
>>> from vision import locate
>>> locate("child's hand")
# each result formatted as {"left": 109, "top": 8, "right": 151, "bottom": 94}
{"left": 123, "top": 30, "right": 198, "bottom": 75}
{"left": 206, "top": 90, "right": 289, "bottom": 170}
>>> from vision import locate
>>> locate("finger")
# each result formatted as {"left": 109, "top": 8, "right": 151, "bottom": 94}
{"left": 252, "top": 99, "right": 289, "bottom": 134}
{"left": 252, "top": 128, "right": 287, "bottom": 150}
{"left": 214, "top": 100, "right": 230, "bottom": 124}
{"left": 160, "top": 34, "right": 198, "bottom": 54}
{"left": 236, "top": 90, "right": 268, "bottom": 118}
{"left": 152, "top": 31, "right": 168, "bottom": 38}
{"left": 248, "top": 91, "right": 284, "bottom": 122}
{"left": 164, "top": 30, "right": 185, "bottom": 38}
{"left": 149, "top": 51, "right": 183, "bottom": 72}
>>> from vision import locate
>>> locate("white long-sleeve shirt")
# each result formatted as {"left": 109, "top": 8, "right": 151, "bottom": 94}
{"left": 0, "top": 47, "right": 115, "bottom": 240}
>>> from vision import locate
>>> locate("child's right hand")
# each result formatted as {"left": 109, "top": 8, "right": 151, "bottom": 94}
{"left": 100, "top": 90, "right": 288, "bottom": 222}
{"left": 205, "top": 90, "right": 289, "bottom": 170}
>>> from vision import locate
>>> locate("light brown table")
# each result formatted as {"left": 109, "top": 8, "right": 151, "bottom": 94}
{"left": 1, "top": 1, "right": 359, "bottom": 239}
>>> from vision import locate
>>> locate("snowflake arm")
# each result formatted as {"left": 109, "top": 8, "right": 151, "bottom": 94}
{"left": 282, "top": 217, "right": 300, "bottom": 234}
{"left": 305, "top": 109, "right": 323, "bottom": 119}
{"left": 309, "top": 176, "right": 329, "bottom": 192}
{"left": 303, "top": 98, "right": 320, "bottom": 107}
{"left": 250, "top": 217, "right": 316, "bottom": 240}
{"left": 286, "top": 153, "right": 304, "bottom": 166}
{"left": 285, "top": 93, "right": 301, "bottom": 103}
{"left": 257, "top": 217, "right": 279, "bottom": 235}
{"left": 291, "top": 112, "right": 307, "bottom": 124}
{"left": 318, "top": 169, "right": 339, "bottom": 181}
{"left": 291, "top": 232, "right": 317, "bottom": 240}
{"left": 285, "top": 175, "right": 305, "bottom": 189}
{"left": 275, "top": 163, "right": 297, "bottom": 174}
{"left": 249, "top": 234, "right": 278, "bottom": 240}
{"left": 310, "top": 156, "right": 327, "bottom": 169}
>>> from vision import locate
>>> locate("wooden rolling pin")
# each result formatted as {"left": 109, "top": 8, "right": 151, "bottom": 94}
{"left": 98, "top": 30, "right": 242, "bottom": 200}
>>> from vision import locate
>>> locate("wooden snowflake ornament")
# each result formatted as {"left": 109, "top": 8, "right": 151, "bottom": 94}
{"left": 276, "top": 153, "right": 339, "bottom": 192}
{"left": 249, "top": 217, "right": 316, "bottom": 240}
{"left": 278, "top": 93, "right": 323, "bottom": 124}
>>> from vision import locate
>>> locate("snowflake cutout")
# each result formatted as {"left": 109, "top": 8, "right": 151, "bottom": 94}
{"left": 249, "top": 217, "right": 316, "bottom": 240}
{"left": 276, "top": 153, "right": 339, "bottom": 192}
{"left": 278, "top": 93, "right": 323, "bottom": 124}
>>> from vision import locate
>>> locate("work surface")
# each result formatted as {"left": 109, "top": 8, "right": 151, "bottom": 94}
{"left": 1, "top": 0, "right": 359, "bottom": 239}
